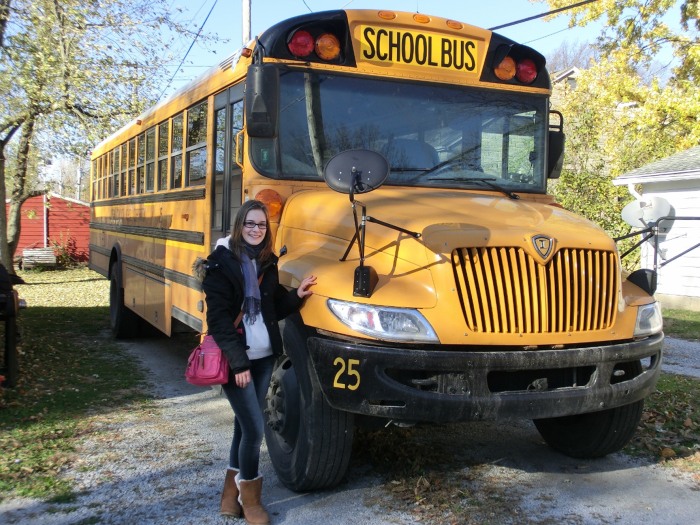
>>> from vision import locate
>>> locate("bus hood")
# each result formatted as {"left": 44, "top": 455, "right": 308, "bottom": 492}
{"left": 280, "top": 187, "right": 617, "bottom": 264}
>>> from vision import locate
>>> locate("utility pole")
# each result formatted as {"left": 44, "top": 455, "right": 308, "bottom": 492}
{"left": 242, "top": 0, "right": 251, "bottom": 45}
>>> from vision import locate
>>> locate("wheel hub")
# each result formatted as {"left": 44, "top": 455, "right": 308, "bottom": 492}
{"left": 265, "top": 357, "right": 300, "bottom": 446}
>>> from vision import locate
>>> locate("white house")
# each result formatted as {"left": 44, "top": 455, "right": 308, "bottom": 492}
{"left": 613, "top": 146, "right": 700, "bottom": 311}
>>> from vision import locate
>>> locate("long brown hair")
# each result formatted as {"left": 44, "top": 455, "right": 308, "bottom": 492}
{"left": 228, "top": 200, "right": 274, "bottom": 264}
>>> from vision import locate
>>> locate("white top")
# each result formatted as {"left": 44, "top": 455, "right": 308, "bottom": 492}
{"left": 242, "top": 259, "right": 272, "bottom": 360}
{"left": 216, "top": 236, "right": 273, "bottom": 360}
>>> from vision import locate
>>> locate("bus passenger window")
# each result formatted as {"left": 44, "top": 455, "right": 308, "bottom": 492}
{"left": 91, "top": 159, "right": 97, "bottom": 201}
{"left": 110, "top": 148, "right": 118, "bottom": 197}
{"left": 128, "top": 138, "right": 136, "bottom": 195}
{"left": 213, "top": 108, "right": 226, "bottom": 232}
{"left": 171, "top": 156, "right": 182, "bottom": 189}
{"left": 157, "top": 121, "right": 169, "bottom": 190}
{"left": 145, "top": 127, "right": 155, "bottom": 192}
{"left": 171, "top": 114, "right": 183, "bottom": 189}
{"left": 120, "top": 144, "right": 127, "bottom": 196}
{"left": 136, "top": 133, "right": 145, "bottom": 194}
{"left": 186, "top": 102, "right": 207, "bottom": 186}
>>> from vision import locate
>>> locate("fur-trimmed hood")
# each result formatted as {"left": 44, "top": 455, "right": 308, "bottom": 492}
{"left": 191, "top": 256, "right": 208, "bottom": 283}
{"left": 192, "top": 236, "right": 232, "bottom": 282}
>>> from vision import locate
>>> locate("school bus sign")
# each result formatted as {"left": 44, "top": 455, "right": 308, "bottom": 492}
{"left": 360, "top": 26, "right": 480, "bottom": 73}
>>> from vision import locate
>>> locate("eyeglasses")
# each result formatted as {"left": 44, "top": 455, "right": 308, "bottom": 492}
{"left": 243, "top": 221, "right": 268, "bottom": 230}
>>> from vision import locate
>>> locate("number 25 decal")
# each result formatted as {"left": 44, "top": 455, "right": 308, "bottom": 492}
{"left": 333, "top": 357, "right": 361, "bottom": 390}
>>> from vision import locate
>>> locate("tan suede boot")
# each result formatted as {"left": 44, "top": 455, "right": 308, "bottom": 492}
{"left": 237, "top": 475, "right": 270, "bottom": 525}
{"left": 220, "top": 468, "right": 242, "bottom": 517}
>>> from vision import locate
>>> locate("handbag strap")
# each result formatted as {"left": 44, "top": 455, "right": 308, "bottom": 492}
{"left": 233, "top": 273, "right": 265, "bottom": 328}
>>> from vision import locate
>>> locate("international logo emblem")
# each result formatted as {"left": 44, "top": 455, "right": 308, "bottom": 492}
{"left": 532, "top": 234, "right": 553, "bottom": 260}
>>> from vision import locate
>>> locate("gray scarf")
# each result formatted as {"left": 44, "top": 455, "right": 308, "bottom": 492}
{"left": 239, "top": 242, "right": 263, "bottom": 323}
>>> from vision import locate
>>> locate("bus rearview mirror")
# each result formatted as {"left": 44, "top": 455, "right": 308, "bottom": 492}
{"left": 547, "top": 129, "right": 564, "bottom": 179}
{"left": 245, "top": 64, "right": 279, "bottom": 138}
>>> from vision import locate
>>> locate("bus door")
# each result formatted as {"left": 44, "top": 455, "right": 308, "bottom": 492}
{"left": 212, "top": 84, "right": 244, "bottom": 248}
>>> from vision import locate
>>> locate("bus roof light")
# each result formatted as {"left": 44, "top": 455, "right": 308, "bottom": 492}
{"left": 288, "top": 30, "right": 314, "bottom": 58}
{"left": 494, "top": 56, "right": 516, "bottom": 81}
{"left": 516, "top": 58, "right": 538, "bottom": 84}
{"left": 315, "top": 33, "right": 341, "bottom": 61}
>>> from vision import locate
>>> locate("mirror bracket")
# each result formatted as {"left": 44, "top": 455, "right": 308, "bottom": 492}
{"left": 324, "top": 150, "right": 420, "bottom": 297}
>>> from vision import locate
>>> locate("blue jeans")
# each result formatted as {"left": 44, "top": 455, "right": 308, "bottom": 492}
{"left": 221, "top": 355, "right": 274, "bottom": 480}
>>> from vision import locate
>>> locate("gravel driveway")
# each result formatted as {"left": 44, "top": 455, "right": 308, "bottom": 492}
{"left": 1, "top": 334, "right": 699, "bottom": 525}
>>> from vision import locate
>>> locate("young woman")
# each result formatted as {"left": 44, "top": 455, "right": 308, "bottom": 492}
{"left": 200, "top": 200, "right": 316, "bottom": 524}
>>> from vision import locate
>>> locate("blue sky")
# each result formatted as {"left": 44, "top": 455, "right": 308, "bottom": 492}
{"left": 163, "top": 0, "right": 603, "bottom": 95}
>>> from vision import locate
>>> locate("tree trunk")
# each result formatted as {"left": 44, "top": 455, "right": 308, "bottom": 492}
{"left": 0, "top": 144, "right": 11, "bottom": 271}
{"left": 0, "top": 0, "right": 10, "bottom": 48}
{"left": 7, "top": 116, "right": 36, "bottom": 260}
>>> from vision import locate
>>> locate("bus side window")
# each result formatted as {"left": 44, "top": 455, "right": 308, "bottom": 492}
{"left": 186, "top": 101, "right": 208, "bottom": 187}
{"left": 213, "top": 107, "right": 226, "bottom": 233}
{"left": 136, "top": 133, "right": 145, "bottom": 194}
{"left": 157, "top": 121, "right": 169, "bottom": 191}
{"left": 145, "top": 127, "right": 156, "bottom": 193}
{"left": 171, "top": 114, "right": 183, "bottom": 189}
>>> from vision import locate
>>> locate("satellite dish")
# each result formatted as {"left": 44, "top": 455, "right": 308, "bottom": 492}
{"left": 621, "top": 197, "right": 671, "bottom": 228}
{"left": 621, "top": 201, "right": 646, "bottom": 227}
{"left": 323, "top": 149, "right": 389, "bottom": 195}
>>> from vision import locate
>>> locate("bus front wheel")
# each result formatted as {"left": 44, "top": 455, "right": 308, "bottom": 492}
{"left": 533, "top": 360, "right": 644, "bottom": 458}
{"left": 264, "top": 314, "right": 354, "bottom": 491}
{"left": 109, "top": 262, "right": 140, "bottom": 339}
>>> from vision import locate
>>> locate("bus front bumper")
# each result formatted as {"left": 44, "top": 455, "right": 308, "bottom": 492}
{"left": 306, "top": 333, "right": 664, "bottom": 422}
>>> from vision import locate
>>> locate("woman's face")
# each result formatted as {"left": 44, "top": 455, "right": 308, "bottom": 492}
{"left": 241, "top": 208, "right": 267, "bottom": 246}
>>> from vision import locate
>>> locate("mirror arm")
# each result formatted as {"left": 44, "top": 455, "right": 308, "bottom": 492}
{"left": 366, "top": 215, "right": 421, "bottom": 239}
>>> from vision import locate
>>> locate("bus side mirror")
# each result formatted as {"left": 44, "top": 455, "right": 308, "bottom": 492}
{"left": 547, "top": 129, "right": 565, "bottom": 179}
{"left": 547, "top": 110, "right": 565, "bottom": 179}
{"left": 245, "top": 64, "right": 279, "bottom": 138}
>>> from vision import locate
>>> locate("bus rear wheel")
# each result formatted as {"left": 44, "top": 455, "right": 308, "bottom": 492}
{"left": 533, "top": 360, "right": 644, "bottom": 458}
{"left": 109, "top": 262, "right": 140, "bottom": 339}
{"left": 264, "top": 315, "right": 354, "bottom": 492}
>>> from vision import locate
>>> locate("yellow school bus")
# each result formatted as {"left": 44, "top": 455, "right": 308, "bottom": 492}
{"left": 89, "top": 9, "right": 663, "bottom": 491}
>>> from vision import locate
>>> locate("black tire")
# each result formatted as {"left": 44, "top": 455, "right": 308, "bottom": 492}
{"left": 109, "top": 262, "right": 140, "bottom": 339}
{"left": 264, "top": 314, "right": 354, "bottom": 491}
{"left": 534, "top": 361, "right": 644, "bottom": 458}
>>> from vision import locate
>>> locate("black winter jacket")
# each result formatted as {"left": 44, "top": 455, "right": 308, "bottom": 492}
{"left": 201, "top": 245, "right": 303, "bottom": 374}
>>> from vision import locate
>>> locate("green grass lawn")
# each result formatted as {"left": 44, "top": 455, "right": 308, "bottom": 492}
{"left": 663, "top": 308, "right": 700, "bottom": 341}
{"left": 0, "top": 267, "right": 150, "bottom": 502}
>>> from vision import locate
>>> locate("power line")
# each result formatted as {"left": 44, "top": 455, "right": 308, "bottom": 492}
{"left": 157, "top": 0, "right": 219, "bottom": 102}
{"left": 489, "top": 0, "right": 599, "bottom": 30}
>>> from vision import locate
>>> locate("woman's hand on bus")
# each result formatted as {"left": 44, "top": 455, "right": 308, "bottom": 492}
{"left": 297, "top": 275, "right": 317, "bottom": 298}
{"left": 235, "top": 369, "right": 252, "bottom": 388}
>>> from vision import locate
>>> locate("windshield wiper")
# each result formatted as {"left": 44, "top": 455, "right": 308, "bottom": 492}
{"left": 427, "top": 177, "right": 520, "bottom": 200}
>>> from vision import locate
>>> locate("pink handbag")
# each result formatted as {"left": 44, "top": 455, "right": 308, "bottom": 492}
{"left": 185, "top": 335, "right": 229, "bottom": 386}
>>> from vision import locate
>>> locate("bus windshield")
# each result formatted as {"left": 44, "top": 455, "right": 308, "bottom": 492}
{"left": 250, "top": 70, "right": 549, "bottom": 193}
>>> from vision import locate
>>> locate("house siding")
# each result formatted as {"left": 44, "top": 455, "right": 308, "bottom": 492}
{"left": 615, "top": 147, "right": 700, "bottom": 311}
{"left": 8, "top": 193, "right": 90, "bottom": 263}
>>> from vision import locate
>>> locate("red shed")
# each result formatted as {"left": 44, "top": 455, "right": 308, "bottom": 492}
{"left": 7, "top": 192, "right": 90, "bottom": 263}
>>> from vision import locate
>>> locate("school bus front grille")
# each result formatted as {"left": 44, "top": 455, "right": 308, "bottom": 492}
{"left": 452, "top": 247, "right": 619, "bottom": 334}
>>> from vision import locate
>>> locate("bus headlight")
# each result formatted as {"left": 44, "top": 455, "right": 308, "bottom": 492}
{"left": 327, "top": 299, "right": 439, "bottom": 343}
{"left": 634, "top": 302, "right": 663, "bottom": 337}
